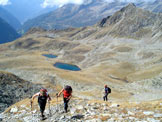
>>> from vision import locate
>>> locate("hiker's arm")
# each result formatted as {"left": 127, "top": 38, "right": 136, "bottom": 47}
{"left": 48, "top": 95, "right": 51, "bottom": 101}
{"left": 57, "top": 89, "right": 64, "bottom": 97}
{"left": 31, "top": 93, "right": 39, "bottom": 102}
{"left": 68, "top": 94, "right": 72, "bottom": 100}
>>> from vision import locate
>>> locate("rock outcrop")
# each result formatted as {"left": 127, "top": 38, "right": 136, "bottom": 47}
{"left": 99, "top": 3, "right": 162, "bottom": 38}
{"left": 0, "top": 71, "right": 42, "bottom": 113}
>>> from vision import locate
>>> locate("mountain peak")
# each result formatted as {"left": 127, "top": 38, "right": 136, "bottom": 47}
{"left": 120, "top": 3, "right": 136, "bottom": 12}
{"left": 99, "top": 3, "right": 160, "bottom": 38}
{"left": 99, "top": 3, "right": 137, "bottom": 27}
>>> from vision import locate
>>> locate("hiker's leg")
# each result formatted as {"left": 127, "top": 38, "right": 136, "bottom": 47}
{"left": 64, "top": 98, "right": 69, "bottom": 112}
{"left": 103, "top": 96, "right": 105, "bottom": 101}
{"left": 63, "top": 98, "right": 67, "bottom": 112}
{"left": 105, "top": 95, "right": 108, "bottom": 101}
{"left": 103, "top": 94, "right": 107, "bottom": 101}
{"left": 39, "top": 102, "right": 46, "bottom": 117}
{"left": 39, "top": 103, "right": 43, "bottom": 117}
{"left": 66, "top": 99, "right": 69, "bottom": 111}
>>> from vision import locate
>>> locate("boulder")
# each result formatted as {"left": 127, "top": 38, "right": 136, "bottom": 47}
{"left": 10, "top": 106, "right": 18, "bottom": 113}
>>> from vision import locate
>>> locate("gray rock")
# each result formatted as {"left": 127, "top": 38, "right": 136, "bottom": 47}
{"left": 60, "top": 115, "right": 65, "bottom": 120}
{"left": 107, "top": 118, "right": 115, "bottom": 122}
{"left": 85, "top": 119, "right": 102, "bottom": 122}
{"left": 103, "top": 106, "right": 108, "bottom": 111}
{"left": 147, "top": 118, "right": 160, "bottom": 122}
{"left": 128, "top": 117, "right": 136, "bottom": 120}
{"left": 128, "top": 111, "right": 135, "bottom": 116}
{"left": 110, "top": 103, "right": 120, "bottom": 107}
{"left": 76, "top": 105, "right": 84, "bottom": 110}
{"left": 70, "top": 108, "right": 77, "bottom": 114}
{"left": 153, "top": 113, "right": 162, "bottom": 118}
{"left": 10, "top": 106, "right": 18, "bottom": 113}
{"left": 143, "top": 111, "right": 154, "bottom": 115}
{"left": 102, "top": 103, "right": 107, "bottom": 106}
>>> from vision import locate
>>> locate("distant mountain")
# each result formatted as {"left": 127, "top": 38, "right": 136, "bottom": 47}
{"left": 3, "top": 0, "right": 57, "bottom": 23}
{"left": 98, "top": 3, "right": 162, "bottom": 39}
{"left": 21, "top": 0, "right": 162, "bottom": 33}
{"left": 148, "top": 0, "right": 162, "bottom": 13}
{"left": 138, "top": 0, "right": 162, "bottom": 13}
{"left": 21, "top": 0, "right": 128, "bottom": 32}
{"left": 0, "top": 17, "right": 20, "bottom": 44}
{"left": 0, "top": 7, "right": 21, "bottom": 30}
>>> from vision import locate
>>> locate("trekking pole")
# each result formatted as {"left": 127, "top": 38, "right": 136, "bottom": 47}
{"left": 56, "top": 93, "right": 58, "bottom": 112}
{"left": 30, "top": 99, "right": 33, "bottom": 121}
{"left": 30, "top": 100, "right": 33, "bottom": 111}
{"left": 48, "top": 101, "right": 51, "bottom": 117}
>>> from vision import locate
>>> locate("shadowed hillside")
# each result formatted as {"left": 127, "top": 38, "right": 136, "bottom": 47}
{"left": 0, "top": 7, "right": 21, "bottom": 30}
{"left": 0, "top": 71, "right": 43, "bottom": 113}
{"left": 0, "top": 17, "right": 20, "bottom": 44}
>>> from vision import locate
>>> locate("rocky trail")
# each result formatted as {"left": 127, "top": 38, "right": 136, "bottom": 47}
{"left": 1, "top": 97, "right": 162, "bottom": 122}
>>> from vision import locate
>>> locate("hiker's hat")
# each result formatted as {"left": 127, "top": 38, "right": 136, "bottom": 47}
{"left": 40, "top": 88, "right": 47, "bottom": 92}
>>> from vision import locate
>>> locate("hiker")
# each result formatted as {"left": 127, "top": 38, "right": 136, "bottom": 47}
{"left": 31, "top": 88, "right": 51, "bottom": 119}
{"left": 103, "top": 85, "right": 111, "bottom": 101}
{"left": 57, "top": 85, "right": 72, "bottom": 113}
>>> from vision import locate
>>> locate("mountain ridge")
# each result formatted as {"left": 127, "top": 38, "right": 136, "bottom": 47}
{"left": 21, "top": 0, "right": 129, "bottom": 32}
{"left": 21, "top": 0, "right": 162, "bottom": 32}
{"left": 97, "top": 3, "right": 162, "bottom": 39}
{"left": 0, "top": 6, "right": 21, "bottom": 30}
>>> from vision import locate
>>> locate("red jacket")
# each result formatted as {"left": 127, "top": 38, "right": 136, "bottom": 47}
{"left": 63, "top": 89, "right": 71, "bottom": 98}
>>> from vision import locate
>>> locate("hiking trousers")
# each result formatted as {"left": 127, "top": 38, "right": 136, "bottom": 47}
{"left": 103, "top": 93, "right": 109, "bottom": 101}
{"left": 63, "top": 97, "right": 69, "bottom": 112}
{"left": 38, "top": 101, "right": 47, "bottom": 114}
{"left": 38, "top": 95, "right": 47, "bottom": 115}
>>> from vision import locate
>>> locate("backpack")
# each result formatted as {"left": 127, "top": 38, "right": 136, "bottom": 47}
{"left": 108, "top": 87, "right": 111, "bottom": 93}
{"left": 64, "top": 85, "right": 72, "bottom": 93}
{"left": 105, "top": 87, "right": 111, "bottom": 93}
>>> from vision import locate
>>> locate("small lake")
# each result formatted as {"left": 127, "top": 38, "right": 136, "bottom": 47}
{"left": 42, "top": 54, "right": 57, "bottom": 58}
{"left": 54, "top": 62, "right": 81, "bottom": 71}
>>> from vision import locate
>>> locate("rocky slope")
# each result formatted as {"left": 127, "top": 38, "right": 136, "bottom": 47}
{"left": 0, "top": 71, "right": 42, "bottom": 113}
{"left": 1, "top": 98, "right": 162, "bottom": 121}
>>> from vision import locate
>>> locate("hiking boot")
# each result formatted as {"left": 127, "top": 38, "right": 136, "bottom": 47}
{"left": 41, "top": 114, "right": 45, "bottom": 118}
{"left": 65, "top": 109, "right": 68, "bottom": 113}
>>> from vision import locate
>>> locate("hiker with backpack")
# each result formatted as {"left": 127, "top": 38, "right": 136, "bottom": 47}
{"left": 103, "top": 85, "right": 111, "bottom": 101}
{"left": 57, "top": 85, "right": 72, "bottom": 113}
{"left": 31, "top": 88, "right": 51, "bottom": 119}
